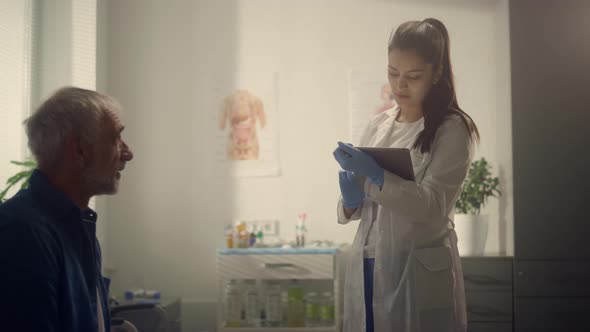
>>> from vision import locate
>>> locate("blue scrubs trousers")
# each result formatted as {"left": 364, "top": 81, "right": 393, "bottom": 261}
{"left": 364, "top": 258, "right": 375, "bottom": 332}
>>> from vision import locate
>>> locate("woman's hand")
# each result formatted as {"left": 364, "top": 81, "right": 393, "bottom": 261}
{"left": 338, "top": 170, "right": 365, "bottom": 209}
{"left": 333, "top": 142, "right": 384, "bottom": 186}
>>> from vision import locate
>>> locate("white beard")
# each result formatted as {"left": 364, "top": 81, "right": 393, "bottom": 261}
{"left": 82, "top": 168, "right": 118, "bottom": 196}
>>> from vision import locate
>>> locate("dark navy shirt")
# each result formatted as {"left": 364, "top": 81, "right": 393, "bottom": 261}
{"left": 0, "top": 170, "right": 111, "bottom": 331}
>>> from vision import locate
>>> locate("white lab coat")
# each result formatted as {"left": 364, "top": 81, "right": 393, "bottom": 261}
{"left": 337, "top": 108, "right": 473, "bottom": 332}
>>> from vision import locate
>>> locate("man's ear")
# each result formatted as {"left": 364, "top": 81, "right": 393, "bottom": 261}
{"left": 65, "top": 136, "right": 88, "bottom": 167}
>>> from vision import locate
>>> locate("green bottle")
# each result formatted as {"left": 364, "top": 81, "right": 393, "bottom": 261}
{"left": 287, "top": 280, "right": 304, "bottom": 327}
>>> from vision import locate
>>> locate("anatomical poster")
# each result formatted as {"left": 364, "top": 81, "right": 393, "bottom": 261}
{"left": 348, "top": 66, "right": 395, "bottom": 145}
{"left": 212, "top": 72, "right": 280, "bottom": 177}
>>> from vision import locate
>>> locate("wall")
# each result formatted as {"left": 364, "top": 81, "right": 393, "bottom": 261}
{"left": 98, "top": 0, "right": 512, "bottom": 330}
{"left": 0, "top": 0, "right": 33, "bottom": 195}
{"left": 494, "top": 0, "right": 514, "bottom": 257}
{"left": 35, "top": 0, "right": 104, "bottom": 238}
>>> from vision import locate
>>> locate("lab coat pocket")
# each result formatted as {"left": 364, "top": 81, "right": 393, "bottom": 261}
{"left": 412, "top": 246, "right": 456, "bottom": 331}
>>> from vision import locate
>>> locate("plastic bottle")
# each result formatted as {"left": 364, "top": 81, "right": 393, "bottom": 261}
{"left": 256, "top": 228, "right": 264, "bottom": 246}
{"left": 305, "top": 292, "right": 320, "bottom": 327}
{"left": 281, "top": 287, "right": 288, "bottom": 326}
{"left": 300, "top": 223, "right": 307, "bottom": 247}
{"left": 224, "top": 280, "right": 242, "bottom": 327}
{"left": 236, "top": 222, "right": 248, "bottom": 248}
{"left": 296, "top": 212, "right": 307, "bottom": 247}
{"left": 319, "top": 291, "right": 335, "bottom": 326}
{"left": 243, "top": 280, "right": 260, "bottom": 326}
{"left": 287, "top": 280, "right": 305, "bottom": 327}
{"left": 264, "top": 281, "right": 282, "bottom": 327}
{"left": 249, "top": 225, "right": 257, "bottom": 248}
{"left": 225, "top": 225, "right": 234, "bottom": 248}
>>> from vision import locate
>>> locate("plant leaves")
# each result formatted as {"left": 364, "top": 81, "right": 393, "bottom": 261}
{"left": 1, "top": 160, "right": 36, "bottom": 201}
{"left": 10, "top": 160, "right": 37, "bottom": 167}
{"left": 455, "top": 157, "right": 501, "bottom": 215}
{"left": 6, "top": 171, "right": 30, "bottom": 185}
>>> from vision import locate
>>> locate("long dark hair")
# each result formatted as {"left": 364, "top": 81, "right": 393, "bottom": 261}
{"left": 389, "top": 18, "right": 479, "bottom": 153}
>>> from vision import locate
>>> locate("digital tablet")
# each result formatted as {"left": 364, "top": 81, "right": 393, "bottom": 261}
{"left": 357, "top": 147, "right": 415, "bottom": 181}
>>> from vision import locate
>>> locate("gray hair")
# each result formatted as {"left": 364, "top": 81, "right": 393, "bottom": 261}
{"left": 25, "top": 87, "right": 121, "bottom": 170}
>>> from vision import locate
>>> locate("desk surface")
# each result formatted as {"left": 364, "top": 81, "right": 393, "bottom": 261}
{"left": 218, "top": 247, "right": 341, "bottom": 255}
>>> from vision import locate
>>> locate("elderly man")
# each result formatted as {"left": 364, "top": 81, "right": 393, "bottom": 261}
{"left": 0, "top": 87, "right": 133, "bottom": 332}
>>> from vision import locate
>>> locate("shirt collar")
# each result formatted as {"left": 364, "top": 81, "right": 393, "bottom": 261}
{"left": 28, "top": 169, "right": 98, "bottom": 223}
{"left": 384, "top": 105, "right": 400, "bottom": 118}
{"left": 385, "top": 105, "right": 424, "bottom": 126}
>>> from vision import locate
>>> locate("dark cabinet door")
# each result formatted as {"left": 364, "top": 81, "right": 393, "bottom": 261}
{"left": 511, "top": 1, "right": 590, "bottom": 331}
{"left": 514, "top": 261, "right": 590, "bottom": 297}
{"left": 510, "top": 0, "right": 590, "bottom": 260}
{"left": 515, "top": 298, "right": 590, "bottom": 331}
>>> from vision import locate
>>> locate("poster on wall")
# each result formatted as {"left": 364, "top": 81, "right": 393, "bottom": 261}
{"left": 210, "top": 72, "right": 280, "bottom": 177}
{"left": 348, "top": 66, "right": 395, "bottom": 145}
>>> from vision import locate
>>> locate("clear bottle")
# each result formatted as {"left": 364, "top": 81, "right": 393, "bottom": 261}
{"left": 236, "top": 222, "right": 248, "bottom": 248}
{"left": 264, "top": 281, "right": 282, "bottom": 327}
{"left": 243, "top": 280, "right": 260, "bottom": 327}
{"left": 297, "top": 212, "right": 308, "bottom": 247}
{"left": 225, "top": 225, "right": 234, "bottom": 248}
{"left": 319, "top": 291, "right": 335, "bottom": 326}
{"left": 281, "top": 287, "right": 288, "bottom": 326}
{"left": 287, "top": 280, "right": 305, "bottom": 327}
{"left": 295, "top": 225, "right": 302, "bottom": 248}
{"left": 305, "top": 292, "right": 320, "bottom": 327}
{"left": 224, "top": 280, "right": 241, "bottom": 327}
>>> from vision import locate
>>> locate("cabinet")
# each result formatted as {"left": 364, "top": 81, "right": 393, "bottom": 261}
{"left": 216, "top": 248, "right": 342, "bottom": 332}
{"left": 462, "top": 257, "right": 513, "bottom": 332}
{"left": 510, "top": 0, "right": 590, "bottom": 330}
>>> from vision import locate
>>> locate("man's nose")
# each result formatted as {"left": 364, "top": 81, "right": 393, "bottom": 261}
{"left": 121, "top": 141, "right": 133, "bottom": 161}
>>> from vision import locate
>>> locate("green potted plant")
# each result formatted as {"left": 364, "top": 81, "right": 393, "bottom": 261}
{"left": 454, "top": 157, "right": 501, "bottom": 256}
{"left": 0, "top": 160, "right": 37, "bottom": 204}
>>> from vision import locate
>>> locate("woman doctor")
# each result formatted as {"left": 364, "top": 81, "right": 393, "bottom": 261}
{"left": 333, "top": 18, "right": 479, "bottom": 332}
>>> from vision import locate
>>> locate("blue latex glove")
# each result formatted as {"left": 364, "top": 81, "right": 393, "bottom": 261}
{"left": 339, "top": 170, "right": 365, "bottom": 209}
{"left": 333, "top": 142, "right": 384, "bottom": 187}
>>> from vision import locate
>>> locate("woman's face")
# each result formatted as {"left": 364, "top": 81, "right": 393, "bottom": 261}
{"left": 388, "top": 48, "right": 436, "bottom": 110}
